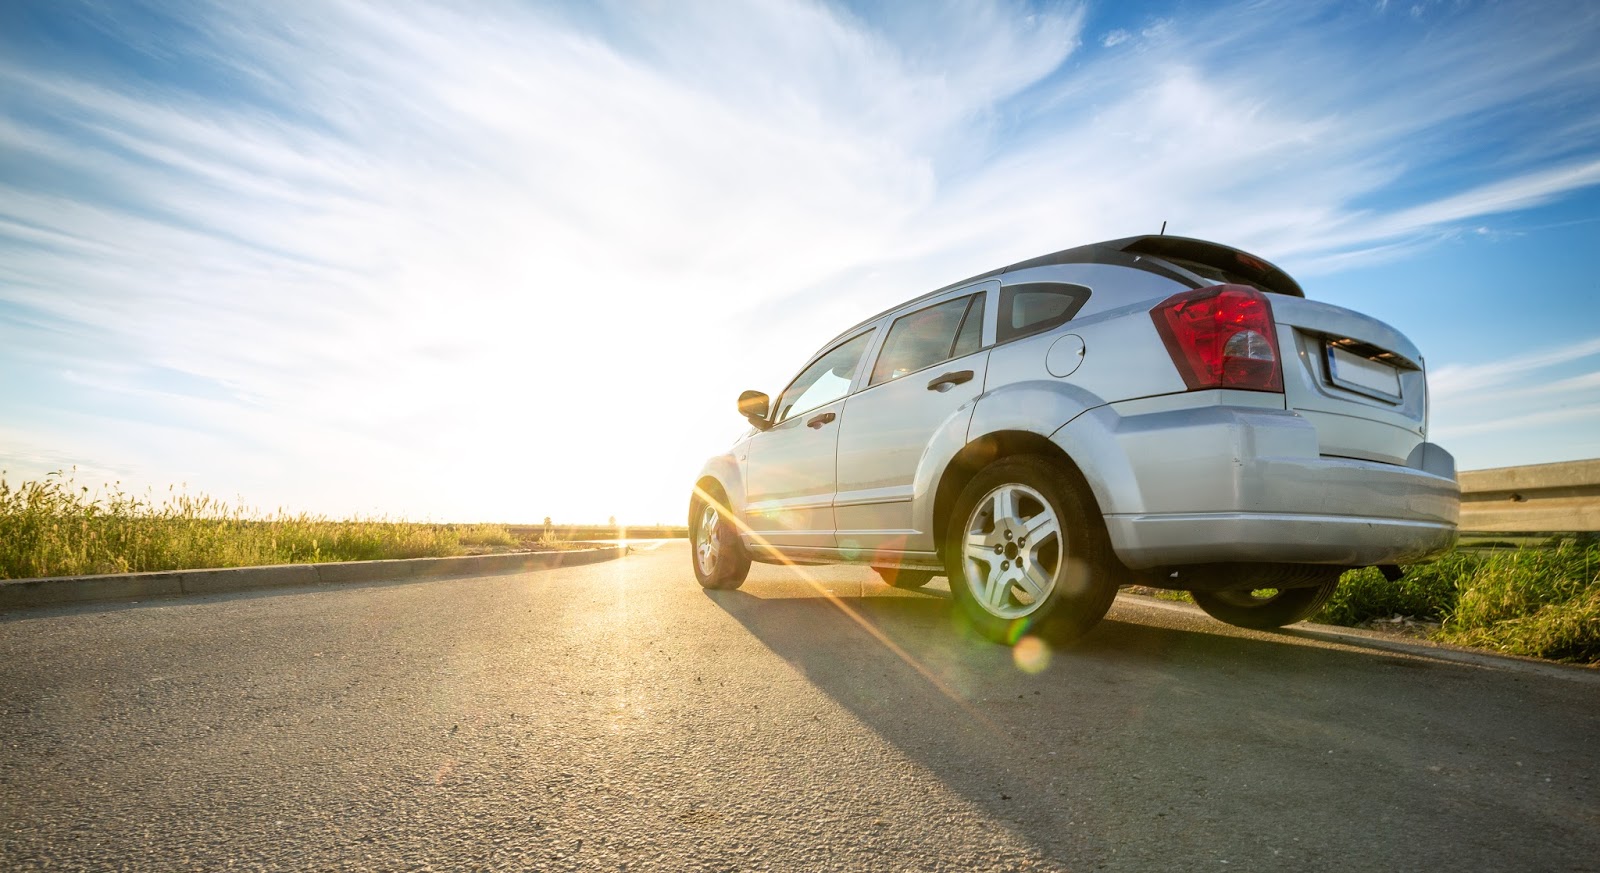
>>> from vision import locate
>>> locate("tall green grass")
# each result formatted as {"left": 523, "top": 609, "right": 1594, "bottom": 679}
{"left": 0, "top": 472, "right": 536, "bottom": 580}
{"left": 1318, "top": 541, "right": 1599, "bottom": 664}
{"left": 1434, "top": 543, "right": 1599, "bottom": 663}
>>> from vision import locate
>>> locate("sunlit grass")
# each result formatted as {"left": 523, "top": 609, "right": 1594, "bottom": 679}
{"left": 1423, "top": 541, "right": 1597, "bottom": 664}
{"left": 0, "top": 472, "right": 567, "bottom": 580}
{"left": 534, "top": 529, "right": 583, "bottom": 551}
{"left": 456, "top": 524, "right": 518, "bottom": 547}
{"left": 1316, "top": 540, "right": 1600, "bottom": 664}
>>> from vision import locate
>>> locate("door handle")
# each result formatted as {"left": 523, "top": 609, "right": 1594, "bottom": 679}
{"left": 927, "top": 370, "right": 975, "bottom": 391}
{"left": 806, "top": 412, "right": 836, "bottom": 429}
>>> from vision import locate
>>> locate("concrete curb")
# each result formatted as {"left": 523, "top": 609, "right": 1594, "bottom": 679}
{"left": 0, "top": 546, "right": 627, "bottom": 612}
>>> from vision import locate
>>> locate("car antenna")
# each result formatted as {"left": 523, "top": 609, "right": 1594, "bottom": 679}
{"left": 1159, "top": 220, "right": 1167, "bottom": 236}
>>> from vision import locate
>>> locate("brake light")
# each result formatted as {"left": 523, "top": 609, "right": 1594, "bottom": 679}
{"left": 1150, "top": 284, "right": 1283, "bottom": 392}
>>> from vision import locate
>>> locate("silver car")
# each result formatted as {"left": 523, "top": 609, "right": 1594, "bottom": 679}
{"left": 689, "top": 235, "right": 1460, "bottom": 644}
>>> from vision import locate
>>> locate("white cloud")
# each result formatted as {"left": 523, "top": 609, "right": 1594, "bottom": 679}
{"left": 1430, "top": 336, "right": 1600, "bottom": 399}
{"left": 1101, "top": 29, "right": 1130, "bottom": 47}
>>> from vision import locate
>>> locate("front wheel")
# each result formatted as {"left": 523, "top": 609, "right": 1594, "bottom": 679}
{"left": 1191, "top": 580, "right": 1339, "bottom": 629}
{"left": 690, "top": 494, "right": 750, "bottom": 590}
{"left": 944, "top": 456, "right": 1116, "bottom": 645}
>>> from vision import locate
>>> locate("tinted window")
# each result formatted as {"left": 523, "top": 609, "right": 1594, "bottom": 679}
{"left": 869, "top": 294, "right": 984, "bottom": 387}
{"left": 774, "top": 332, "right": 873, "bottom": 423}
{"left": 998, "top": 282, "right": 1089, "bottom": 343}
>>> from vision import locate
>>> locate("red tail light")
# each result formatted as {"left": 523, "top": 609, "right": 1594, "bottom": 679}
{"left": 1150, "top": 284, "right": 1283, "bottom": 392}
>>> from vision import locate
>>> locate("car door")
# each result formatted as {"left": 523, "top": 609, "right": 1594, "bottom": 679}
{"left": 833, "top": 284, "right": 994, "bottom": 555}
{"left": 742, "top": 330, "right": 876, "bottom": 550}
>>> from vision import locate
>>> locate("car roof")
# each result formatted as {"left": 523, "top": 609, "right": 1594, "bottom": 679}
{"left": 824, "top": 235, "right": 1304, "bottom": 345}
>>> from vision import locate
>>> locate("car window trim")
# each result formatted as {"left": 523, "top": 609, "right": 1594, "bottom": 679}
{"left": 949, "top": 293, "right": 983, "bottom": 359}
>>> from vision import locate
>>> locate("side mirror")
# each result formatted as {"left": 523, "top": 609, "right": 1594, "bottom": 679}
{"left": 737, "top": 390, "right": 772, "bottom": 431}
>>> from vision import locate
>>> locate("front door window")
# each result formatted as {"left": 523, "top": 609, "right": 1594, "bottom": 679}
{"left": 774, "top": 332, "right": 874, "bottom": 423}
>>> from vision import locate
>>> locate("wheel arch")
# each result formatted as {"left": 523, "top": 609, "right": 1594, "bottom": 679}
{"left": 930, "top": 430, "right": 1104, "bottom": 553}
{"left": 689, "top": 455, "right": 745, "bottom": 529}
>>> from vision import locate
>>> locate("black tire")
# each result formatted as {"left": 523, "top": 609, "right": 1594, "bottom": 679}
{"left": 690, "top": 491, "right": 750, "bottom": 590}
{"left": 873, "top": 567, "right": 937, "bottom": 589}
{"left": 943, "top": 456, "right": 1117, "bottom": 645}
{"left": 1191, "top": 578, "right": 1340, "bottom": 630}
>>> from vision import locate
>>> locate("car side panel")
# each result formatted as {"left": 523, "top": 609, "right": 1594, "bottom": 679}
{"left": 834, "top": 349, "right": 990, "bottom": 555}
{"left": 742, "top": 400, "right": 845, "bottom": 548}
{"left": 965, "top": 380, "right": 1105, "bottom": 443}
{"left": 984, "top": 297, "right": 1191, "bottom": 405}
{"left": 890, "top": 399, "right": 984, "bottom": 554}
{"left": 907, "top": 379, "right": 1105, "bottom": 550}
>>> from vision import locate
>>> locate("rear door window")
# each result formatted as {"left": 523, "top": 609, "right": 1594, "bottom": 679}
{"left": 869, "top": 293, "right": 984, "bottom": 387}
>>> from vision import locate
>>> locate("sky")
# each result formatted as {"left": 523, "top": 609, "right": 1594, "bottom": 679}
{"left": 1, "top": 0, "right": 1597, "bottom": 525}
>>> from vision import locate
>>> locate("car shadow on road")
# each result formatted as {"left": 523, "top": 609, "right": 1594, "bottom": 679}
{"left": 704, "top": 585, "right": 1600, "bottom": 871}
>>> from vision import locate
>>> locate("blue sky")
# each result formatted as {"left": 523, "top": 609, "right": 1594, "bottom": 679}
{"left": 1, "top": 0, "right": 1597, "bottom": 524}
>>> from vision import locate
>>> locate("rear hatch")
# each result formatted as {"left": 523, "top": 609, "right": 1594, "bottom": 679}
{"left": 1269, "top": 296, "right": 1427, "bottom": 466}
{"left": 1121, "top": 236, "right": 1428, "bottom": 467}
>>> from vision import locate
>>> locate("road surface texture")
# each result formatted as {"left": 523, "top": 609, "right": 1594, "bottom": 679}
{"left": 2, "top": 542, "right": 1595, "bottom": 871}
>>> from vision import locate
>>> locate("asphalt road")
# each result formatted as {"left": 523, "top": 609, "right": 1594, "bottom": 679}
{"left": 2, "top": 542, "right": 1595, "bottom": 872}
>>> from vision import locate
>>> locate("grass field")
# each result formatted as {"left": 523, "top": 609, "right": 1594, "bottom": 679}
{"left": 0, "top": 473, "right": 555, "bottom": 580}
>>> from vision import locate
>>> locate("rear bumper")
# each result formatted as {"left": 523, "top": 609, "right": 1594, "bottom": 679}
{"left": 1050, "top": 400, "right": 1460, "bottom": 570}
{"left": 1103, "top": 512, "right": 1457, "bottom": 569}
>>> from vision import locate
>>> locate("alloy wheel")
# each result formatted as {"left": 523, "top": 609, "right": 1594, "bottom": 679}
{"left": 960, "top": 483, "right": 1064, "bottom": 620}
{"left": 695, "top": 504, "right": 721, "bottom": 578}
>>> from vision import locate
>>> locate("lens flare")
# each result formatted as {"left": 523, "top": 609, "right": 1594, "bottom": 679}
{"left": 1013, "top": 635, "right": 1050, "bottom": 673}
{"left": 691, "top": 483, "right": 1009, "bottom": 733}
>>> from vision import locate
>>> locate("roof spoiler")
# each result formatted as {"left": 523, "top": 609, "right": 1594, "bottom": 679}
{"left": 1110, "top": 235, "right": 1305, "bottom": 298}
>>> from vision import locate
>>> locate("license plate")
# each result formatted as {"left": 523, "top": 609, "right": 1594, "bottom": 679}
{"left": 1326, "top": 344, "right": 1402, "bottom": 401}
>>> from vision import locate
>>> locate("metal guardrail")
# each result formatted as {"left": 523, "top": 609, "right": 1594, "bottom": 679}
{"left": 1459, "top": 458, "right": 1600, "bottom": 533}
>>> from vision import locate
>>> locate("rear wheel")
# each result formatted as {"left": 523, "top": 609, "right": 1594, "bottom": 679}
{"left": 944, "top": 456, "right": 1116, "bottom": 645}
{"left": 873, "top": 567, "right": 936, "bottom": 589}
{"left": 690, "top": 494, "right": 750, "bottom": 590}
{"left": 1191, "top": 579, "right": 1339, "bottom": 629}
